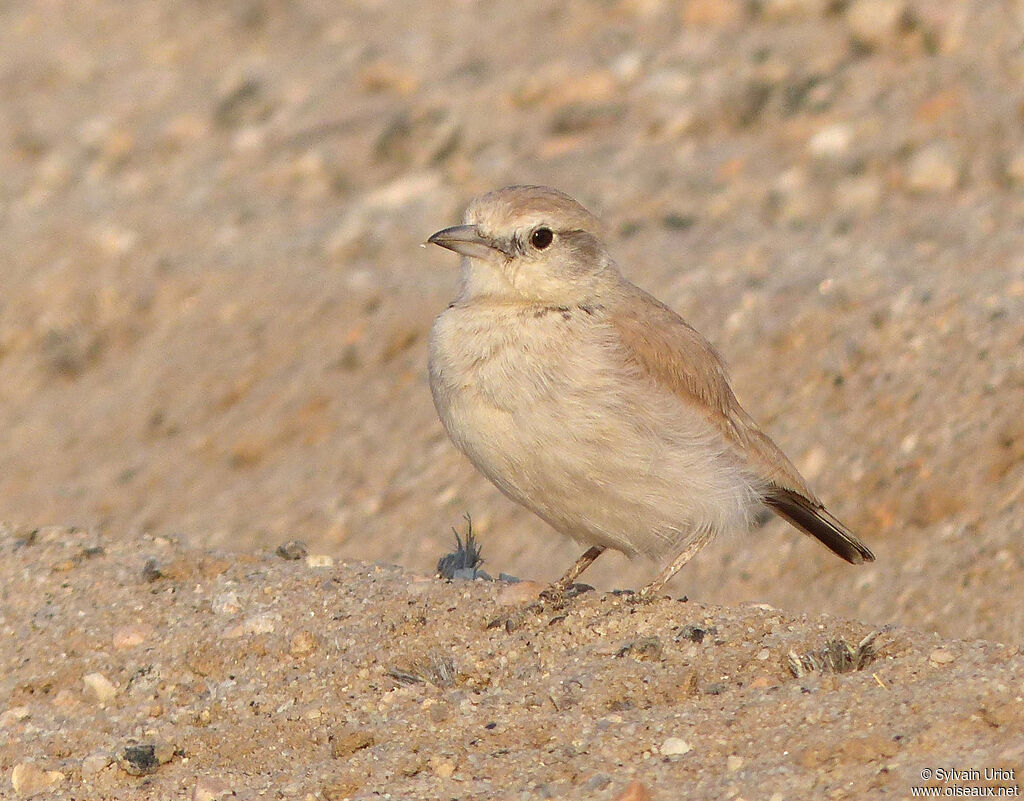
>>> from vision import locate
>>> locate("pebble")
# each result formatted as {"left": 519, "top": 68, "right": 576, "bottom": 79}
{"left": 330, "top": 727, "right": 375, "bottom": 759}
{"left": 113, "top": 623, "right": 153, "bottom": 649}
{"left": 680, "top": 0, "right": 744, "bottom": 28}
{"left": 117, "top": 742, "right": 175, "bottom": 776}
{"left": 906, "top": 143, "right": 961, "bottom": 193}
{"left": 760, "top": 0, "right": 829, "bottom": 19}
{"left": 496, "top": 579, "right": 546, "bottom": 605}
{"left": 11, "top": 763, "right": 64, "bottom": 796}
{"left": 980, "top": 699, "right": 1023, "bottom": 730}
{"left": 613, "top": 780, "right": 653, "bottom": 801}
{"left": 212, "top": 590, "right": 243, "bottom": 615}
{"left": 81, "top": 752, "right": 113, "bottom": 776}
{"left": 305, "top": 554, "right": 335, "bottom": 568}
{"left": 431, "top": 758, "right": 456, "bottom": 778}
{"left": 83, "top": 672, "right": 118, "bottom": 704}
{"left": 363, "top": 171, "right": 441, "bottom": 212}
{"left": 660, "top": 737, "right": 692, "bottom": 756}
{"left": 193, "top": 777, "right": 236, "bottom": 801}
{"left": 583, "top": 774, "right": 612, "bottom": 791}
{"left": 929, "top": 648, "right": 955, "bottom": 664}
{"left": 275, "top": 540, "right": 308, "bottom": 560}
{"left": 808, "top": 124, "right": 852, "bottom": 159}
{"left": 225, "top": 612, "right": 278, "bottom": 638}
{"left": 1004, "top": 151, "right": 1024, "bottom": 187}
{"left": 0, "top": 707, "right": 30, "bottom": 727}
{"left": 727, "top": 755, "right": 745, "bottom": 772}
{"left": 846, "top": 0, "right": 909, "bottom": 48}
{"left": 52, "top": 689, "right": 79, "bottom": 709}
{"left": 289, "top": 630, "right": 319, "bottom": 657}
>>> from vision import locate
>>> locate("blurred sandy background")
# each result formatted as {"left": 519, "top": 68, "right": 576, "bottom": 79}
{"left": 2, "top": 0, "right": 1023, "bottom": 641}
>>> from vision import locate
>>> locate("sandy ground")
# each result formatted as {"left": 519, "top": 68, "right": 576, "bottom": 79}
{"left": 1, "top": 0, "right": 1023, "bottom": 797}
{"left": 2, "top": 525, "right": 1022, "bottom": 800}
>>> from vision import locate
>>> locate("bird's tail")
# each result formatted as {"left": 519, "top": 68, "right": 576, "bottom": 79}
{"left": 764, "top": 488, "right": 875, "bottom": 564}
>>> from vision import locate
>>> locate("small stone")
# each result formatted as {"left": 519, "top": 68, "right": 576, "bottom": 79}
{"left": 659, "top": 737, "right": 692, "bottom": 756}
{"left": 929, "top": 648, "right": 955, "bottom": 664}
{"left": 11, "top": 763, "right": 64, "bottom": 796}
{"left": 225, "top": 612, "right": 278, "bottom": 638}
{"left": 808, "top": 124, "right": 852, "bottom": 158}
{"left": 305, "top": 554, "right": 335, "bottom": 568}
{"left": 760, "top": 0, "right": 829, "bottom": 19}
{"left": 727, "top": 755, "right": 744, "bottom": 772}
{"left": 680, "top": 0, "right": 744, "bottom": 27}
{"left": 276, "top": 540, "right": 308, "bottom": 560}
{"left": 616, "top": 636, "right": 664, "bottom": 662}
{"left": 193, "top": 777, "right": 235, "bottom": 801}
{"left": 117, "top": 742, "right": 173, "bottom": 776}
{"left": 154, "top": 742, "right": 176, "bottom": 765}
{"left": 141, "top": 558, "right": 164, "bottom": 582}
{"left": 906, "top": 143, "right": 960, "bottom": 193}
{"left": 212, "top": 590, "right": 242, "bottom": 616}
{"left": 432, "top": 759, "right": 456, "bottom": 778}
{"left": 83, "top": 672, "right": 118, "bottom": 704}
{"left": 840, "top": 734, "right": 900, "bottom": 761}
{"left": 613, "top": 780, "right": 653, "bottom": 801}
{"left": 451, "top": 567, "right": 491, "bottom": 581}
{"left": 90, "top": 222, "right": 138, "bottom": 256}
{"left": 289, "top": 631, "right": 319, "bottom": 657}
{"left": 428, "top": 703, "right": 449, "bottom": 724}
{"left": 52, "top": 689, "right": 78, "bottom": 709}
{"left": 846, "top": 0, "right": 909, "bottom": 49}
{"left": 1003, "top": 151, "right": 1024, "bottom": 187}
{"left": 363, "top": 171, "right": 441, "bottom": 211}
{"left": 675, "top": 624, "right": 709, "bottom": 644}
{"left": 584, "top": 774, "right": 612, "bottom": 792}
{"left": 0, "top": 707, "right": 31, "bottom": 727}
{"left": 358, "top": 60, "right": 419, "bottom": 96}
{"left": 980, "top": 698, "right": 1023, "bottom": 730}
{"left": 213, "top": 75, "right": 271, "bottom": 128}
{"left": 330, "top": 727, "right": 375, "bottom": 759}
{"left": 113, "top": 624, "right": 152, "bottom": 650}
{"left": 497, "top": 579, "right": 546, "bottom": 605}
{"left": 81, "top": 752, "right": 113, "bottom": 776}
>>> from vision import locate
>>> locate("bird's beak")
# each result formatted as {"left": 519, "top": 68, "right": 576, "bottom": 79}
{"left": 427, "top": 225, "right": 503, "bottom": 260}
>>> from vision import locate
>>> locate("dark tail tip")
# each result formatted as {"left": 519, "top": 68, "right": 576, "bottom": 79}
{"left": 765, "top": 489, "right": 875, "bottom": 564}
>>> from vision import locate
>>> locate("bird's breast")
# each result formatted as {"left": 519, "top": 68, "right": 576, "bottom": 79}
{"left": 428, "top": 303, "right": 614, "bottom": 468}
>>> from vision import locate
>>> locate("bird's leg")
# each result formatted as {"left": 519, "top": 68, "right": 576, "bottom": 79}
{"left": 541, "top": 546, "right": 606, "bottom": 599}
{"left": 488, "top": 546, "right": 607, "bottom": 632}
{"left": 637, "top": 529, "right": 714, "bottom": 601}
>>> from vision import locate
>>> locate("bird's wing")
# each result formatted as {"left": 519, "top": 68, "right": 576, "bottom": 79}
{"left": 607, "top": 283, "right": 816, "bottom": 497}
{"left": 607, "top": 282, "right": 874, "bottom": 564}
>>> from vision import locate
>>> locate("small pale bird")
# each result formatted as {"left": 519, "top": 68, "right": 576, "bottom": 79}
{"left": 427, "top": 185, "right": 874, "bottom": 598}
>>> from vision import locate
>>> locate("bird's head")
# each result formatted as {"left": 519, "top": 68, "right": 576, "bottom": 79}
{"left": 427, "top": 185, "right": 615, "bottom": 304}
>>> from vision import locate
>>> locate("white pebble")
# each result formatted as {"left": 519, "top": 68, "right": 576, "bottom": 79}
{"left": 83, "top": 672, "right": 118, "bottom": 704}
{"left": 660, "top": 737, "right": 692, "bottom": 756}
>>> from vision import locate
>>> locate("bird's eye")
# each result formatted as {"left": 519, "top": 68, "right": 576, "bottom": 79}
{"left": 530, "top": 227, "right": 554, "bottom": 250}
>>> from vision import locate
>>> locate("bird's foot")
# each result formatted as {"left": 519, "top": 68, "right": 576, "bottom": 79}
{"left": 627, "top": 583, "right": 679, "bottom": 605}
{"left": 486, "top": 582, "right": 594, "bottom": 632}
{"left": 539, "top": 581, "right": 594, "bottom": 604}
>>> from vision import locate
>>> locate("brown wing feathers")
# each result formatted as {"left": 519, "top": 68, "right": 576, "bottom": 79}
{"left": 610, "top": 283, "right": 874, "bottom": 565}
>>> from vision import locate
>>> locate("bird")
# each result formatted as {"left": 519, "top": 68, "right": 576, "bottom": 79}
{"left": 426, "top": 185, "right": 874, "bottom": 599}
